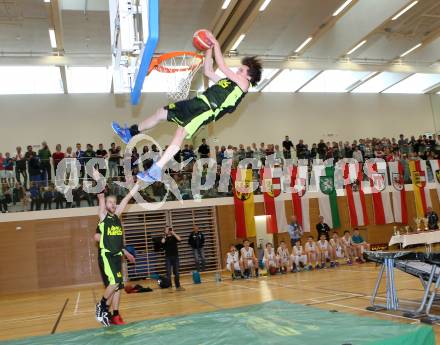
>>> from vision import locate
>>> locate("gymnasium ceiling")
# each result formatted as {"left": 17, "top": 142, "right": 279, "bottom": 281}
{"left": 0, "top": 0, "right": 440, "bottom": 94}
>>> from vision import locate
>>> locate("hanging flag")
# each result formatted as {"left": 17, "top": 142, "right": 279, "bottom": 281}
{"left": 429, "top": 159, "right": 440, "bottom": 201}
{"left": 315, "top": 165, "right": 341, "bottom": 228}
{"left": 343, "top": 162, "right": 368, "bottom": 227}
{"left": 261, "top": 167, "right": 288, "bottom": 234}
{"left": 388, "top": 161, "right": 408, "bottom": 224}
{"left": 289, "top": 164, "right": 310, "bottom": 232}
{"left": 409, "top": 160, "right": 432, "bottom": 218}
{"left": 367, "top": 161, "right": 394, "bottom": 224}
{"left": 231, "top": 168, "right": 256, "bottom": 238}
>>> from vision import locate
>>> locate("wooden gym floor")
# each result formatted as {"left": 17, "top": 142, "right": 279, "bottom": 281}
{"left": 0, "top": 263, "right": 439, "bottom": 343}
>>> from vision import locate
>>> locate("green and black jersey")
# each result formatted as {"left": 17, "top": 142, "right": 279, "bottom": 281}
{"left": 166, "top": 78, "right": 246, "bottom": 139}
{"left": 98, "top": 213, "right": 124, "bottom": 255}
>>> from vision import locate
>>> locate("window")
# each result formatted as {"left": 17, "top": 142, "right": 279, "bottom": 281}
{"left": 263, "top": 69, "right": 321, "bottom": 92}
{"left": 299, "top": 70, "right": 372, "bottom": 93}
{"left": 383, "top": 73, "right": 440, "bottom": 94}
{"left": 0, "top": 66, "right": 63, "bottom": 94}
{"left": 351, "top": 72, "right": 409, "bottom": 93}
{"left": 66, "top": 66, "right": 112, "bottom": 93}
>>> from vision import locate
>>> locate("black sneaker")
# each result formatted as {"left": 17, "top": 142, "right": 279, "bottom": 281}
{"left": 95, "top": 302, "right": 111, "bottom": 327}
{"left": 100, "top": 310, "right": 111, "bottom": 327}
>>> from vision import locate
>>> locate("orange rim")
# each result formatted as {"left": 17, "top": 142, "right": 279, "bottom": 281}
{"left": 148, "top": 51, "right": 204, "bottom": 74}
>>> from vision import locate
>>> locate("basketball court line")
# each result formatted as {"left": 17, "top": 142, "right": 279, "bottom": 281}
{"left": 73, "top": 292, "right": 81, "bottom": 315}
{"left": 51, "top": 298, "right": 69, "bottom": 334}
{"left": 305, "top": 294, "right": 365, "bottom": 306}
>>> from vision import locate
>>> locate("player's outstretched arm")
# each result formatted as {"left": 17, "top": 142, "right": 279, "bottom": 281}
{"left": 115, "top": 183, "right": 141, "bottom": 217}
{"left": 203, "top": 48, "right": 221, "bottom": 83}
{"left": 93, "top": 168, "right": 107, "bottom": 221}
{"left": 206, "top": 31, "right": 249, "bottom": 91}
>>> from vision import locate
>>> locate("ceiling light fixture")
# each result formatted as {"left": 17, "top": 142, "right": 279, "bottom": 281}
{"left": 231, "top": 34, "right": 245, "bottom": 51}
{"left": 48, "top": 29, "right": 57, "bottom": 48}
{"left": 400, "top": 43, "right": 422, "bottom": 57}
{"left": 333, "top": 0, "right": 353, "bottom": 16}
{"left": 221, "top": 0, "right": 231, "bottom": 10}
{"left": 347, "top": 40, "right": 367, "bottom": 55}
{"left": 392, "top": 1, "right": 418, "bottom": 20}
{"left": 295, "top": 37, "right": 313, "bottom": 53}
{"left": 259, "top": 0, "right": 272, "bottom": 11}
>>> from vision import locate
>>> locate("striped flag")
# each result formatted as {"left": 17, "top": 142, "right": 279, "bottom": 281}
{"left": 343, "top": 162, "right": 368, "bottom": 227}
{"left": 409, "top": 160, "right": 432, "bottom": 218}
{"left": 367, "top": 161, "right": 394, "bottom": 224}
{"left": 429, "top": 159, "right": 440, "bottom": 201}
{"left": 231, "top": 168, "right": 256, "bottom": 238}
{"left": 388, "top": 161, "right": 408, "bottom": 224}
{"left": 289, "top": 164, "right": 310, "bottom": 232}
{"left": 315, "top": 164, "right": 341, "bottom": 228}
{"left": 261, "top": 167, "right": 288, "bottom": 234}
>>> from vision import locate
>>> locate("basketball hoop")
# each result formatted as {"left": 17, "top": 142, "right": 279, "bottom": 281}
{"left": 149, "top": 51, "right": 204, "bottom": 102}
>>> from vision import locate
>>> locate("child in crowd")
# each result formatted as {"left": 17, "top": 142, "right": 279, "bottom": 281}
{"left": 240, "top": 239, "right": 259, "bottom": 278}
{"left": 352, "top": 228, "right": 369, "bottom": 262}
{"left": 317, "top": 233, "right": 335, "bottom": 268}
{"left": 305, "top": 236, "right": 320, "bottom": 270}
{"left": 263, "top": 242, "right": 278, "bottom": 274}
{"left": 276, "top": 241, "right": 290, "bottom": 274}
{"left": 341, "top": 230, "right": 355, "bottom": 265}
{"left": 329, "top": 232, "right": 343, "bottom": 265}
{"left": 291, "top": 240, "right": 307, "bottom": 272}
{"left": 226, "top": 245, "right": 243, "bottom": 280}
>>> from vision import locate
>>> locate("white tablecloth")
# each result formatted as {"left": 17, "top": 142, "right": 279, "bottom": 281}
{"left": 388, "top": 230, "right": 440, "bottom": 248}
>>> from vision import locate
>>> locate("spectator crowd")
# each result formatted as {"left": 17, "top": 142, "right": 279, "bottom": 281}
{"left": 0, "top": 133, "right": 439, "bottom": 213}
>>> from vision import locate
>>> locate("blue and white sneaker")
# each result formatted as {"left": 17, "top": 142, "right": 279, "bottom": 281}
{"left": 111, "top": 121, "right": 132, "bottom": 144}
{"left": 137, "top": 163, "right": 162, "bottom": 183}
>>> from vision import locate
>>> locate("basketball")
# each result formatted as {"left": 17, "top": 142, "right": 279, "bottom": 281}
{"left": 193, "top": 29, "right": 212, "bottom": 51}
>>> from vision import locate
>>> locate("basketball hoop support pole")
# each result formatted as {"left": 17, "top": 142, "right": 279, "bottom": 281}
{"left": 131, "top": 0, "right": 159, "bottom": 105}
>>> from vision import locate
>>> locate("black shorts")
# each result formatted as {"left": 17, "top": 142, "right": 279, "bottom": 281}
{"left": 165, "top": 96, "right": 214, "bottom": 138}
{"left": 98, "top": 250, "right": 123, "bottom": 288}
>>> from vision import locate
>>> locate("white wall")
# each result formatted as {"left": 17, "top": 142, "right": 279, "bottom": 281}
{"left": 0, "top": 92, "right": 437, "bottom": 153}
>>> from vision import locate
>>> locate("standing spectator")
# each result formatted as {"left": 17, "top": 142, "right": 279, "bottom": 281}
{"left": 26, "top": 146, "right": 42, "bottom": 187}
{"left": 0, "top": 153, "right": 4, "bottom": 183}
{"left": 96, "top": 143, "right": 108, "bottom": 176}
{"left": 188, "top": 225, "right": 206, "bottom": 271}
{"left": 3, "top": 152, "right": 14, "bottom": 186}
{"left": 14, "top": 146, "right": 27, "bottom": 188}
{"left": 38, "top": 141, "right": 52, "bottom": 184}
{"left": 287, "top": 215, "right": 304, "bottom": 247}
{"left": 52, "top": 144, "right": 65, "bottom": 177}
{"left": 108, "top": 143, "right": 120, "bottom": 178}
{"left": 316, "top": 215, "right": 331, "bottom": 240}
{"left": 317, "top": 140, "right": 327, "bottom": 159}
{"left": 282, "top": 136, "right": 294, "bottom": 159}
{"left": 310, "top": 143, "right": 318, "bottom": 160}
{"left": 238, "top": 144, "right": 246, "bottom": 161}
{"left": 245, "top": 146, "right": 253, "bottom": 158}
{"left": 198, "top": 138, "right": 210, "bottom": 158}
{"left": 295, "top": 139, "right": 305, "bottom": 160}
{"left": 182, "top": 144, "right": 195, "bottom": 162}
{"left": 75, "top": 143, "right": 85, "bottom": 178}
{"left": 161, "top": 226, "right": 185, "bottom": 291}
{"left": 352, "top": 147, "right": 363, "bottom": 162}
{"left": 259, "top": 142, "right": 266, "bottom": 164}
{"left": 426, "top": 207, "right": 439, "bottom": 230}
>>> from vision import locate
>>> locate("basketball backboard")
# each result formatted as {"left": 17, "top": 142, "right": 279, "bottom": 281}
{"left": 109, "top": 0, "right": 159, "bottom": 105}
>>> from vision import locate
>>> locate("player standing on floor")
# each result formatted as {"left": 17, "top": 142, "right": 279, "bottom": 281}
{"left": 111, "top": 30, "right": 262, "bottom": 183}
{"left": 94, "top": 169, "right": 140, "bottom": 326}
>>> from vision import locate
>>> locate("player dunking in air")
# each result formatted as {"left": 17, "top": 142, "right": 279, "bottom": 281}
{"left": 94, "top": 169, "right": 140, "bottom": 326}
{"left": 111, "top": 30, "right": 262, "bottom": 183}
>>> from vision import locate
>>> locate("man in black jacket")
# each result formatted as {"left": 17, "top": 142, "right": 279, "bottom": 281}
{"left": 162, "top": 227, "right": 185, "bottom": 291}
{"left": 188, "top": 225, "right": 206, "bottom": 271}
{"left": 316, "top": 215, "right": 331, "bottom": 240}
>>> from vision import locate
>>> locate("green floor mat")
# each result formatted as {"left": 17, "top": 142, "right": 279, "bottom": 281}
{"left": 1, "top": 300, "right": 435, "bottom": 345}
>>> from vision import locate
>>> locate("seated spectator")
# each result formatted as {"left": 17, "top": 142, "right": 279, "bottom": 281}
{"left": 317, "top": 234, "right": 335, "bottom": 268}
{"left": 0, "top": 183, "right": 8, "bottom": 213}
{"left": 305, "top": 236, "right": 319, "bottom": 270}
{"left": 276, "top": 241, "right": 290, "bottom": 274}
{"left": 341, "top": 230, "right": 355, "bottom": 265}
{"left": 329, "top": 232, "right": 343, "bottom": 264}
{"left": 263, "top": 242, "right": 278, "bottom": 274}
{"left": 240, "top": 239, "right": 258, "bottom": 278}
{"left": 226, "top": 245, "right": 243, "bottom": 279}
{"left": 29, "top": 182, "right": 42, "bottom": 211}
{"left": 42, "top": 185, "right": 53, "bottom": 210}
{"left": 290, "top": 240, "right": 307, "bottom": 272}
{"left": 351, "top": 229, "right": 369, "bottom": 261}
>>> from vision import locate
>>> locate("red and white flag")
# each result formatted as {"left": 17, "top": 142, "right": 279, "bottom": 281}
{"left": 429, "top": 159, "right": 440, "bottom": 201}
{"left": 388, "top": 161, "right": 408, "bottom": 224}
{"left": 366, "top": 161, "right": 394, "bottom": 224}
{"left": 261, "top": 167, "right": 288, "bottom": 234}
{"left": 343, "top": 162, "right": 368, "bottom": 227}
{"left": 289, "top": 164, "right": 310, "bottom": 232}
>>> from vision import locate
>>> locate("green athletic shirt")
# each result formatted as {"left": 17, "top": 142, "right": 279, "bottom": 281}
{"left": 98, "top": 213, "right": 124, "bottom": 255}
{"left": 201, "top": 78, "right": 246, "bottom": 122}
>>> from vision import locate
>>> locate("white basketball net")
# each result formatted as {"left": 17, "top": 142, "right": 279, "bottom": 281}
{"left": 154, "top": 53, "right": 204, "bottom": 102}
